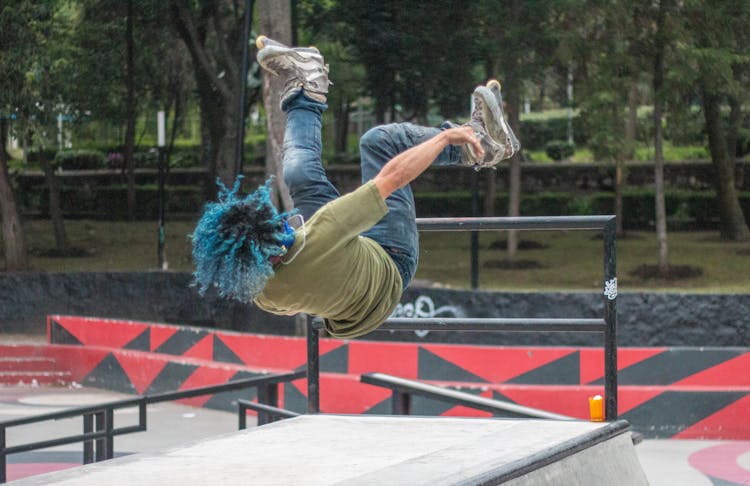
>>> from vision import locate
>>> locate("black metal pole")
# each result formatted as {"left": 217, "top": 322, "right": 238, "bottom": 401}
{"left": 257, "top": 384, "right": 279, "bottom": 426}
{"left": 391, "top": 391, "right": 411, "bottom": 415}
{"left": 239, "top": 402, "right": 248, "bottom": 430}
{"left": 94, "top": 411, "right": 105, "bottom": 462}
{"left": 234, "top": 0, "right": 253, "bottom": 179}
{"left": 157, "top": 147, "right": 166, "bottom": 270}
{"left": 82, "top": 414, "right": 93, "bottom": 464}
{"left": 105, "top": 408, "right": 114, "bottom": 460}
{"left": 1, "top": 426, "right": 6, "bottom": 484}
{"left": 470, "top": 170, "right": 479, "bottom": 289}
{"left": 306, "top": 316, "right": 320, "bottom": 413}
{"left": 603, "top": 218, "right": 618, "bottom": 420}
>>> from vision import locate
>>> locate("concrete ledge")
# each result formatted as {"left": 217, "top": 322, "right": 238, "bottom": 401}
{"left": 8, "top": 415, "right": 648, "bottom": 486}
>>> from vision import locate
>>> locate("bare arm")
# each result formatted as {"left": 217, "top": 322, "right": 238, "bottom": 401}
{"left": 372, "top": 126, "right": 483, "bottom": 199}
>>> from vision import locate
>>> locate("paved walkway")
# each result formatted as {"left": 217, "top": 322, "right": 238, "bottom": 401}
{"left": 1, "top": 385, "right": 749, "bottom": 485}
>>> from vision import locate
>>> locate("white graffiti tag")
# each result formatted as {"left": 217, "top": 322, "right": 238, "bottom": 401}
{"left": 604, "top": 278, "right": 618, "bottom": 300}
{"left": 390, "top": 295, "right": 464, "bottom": 338}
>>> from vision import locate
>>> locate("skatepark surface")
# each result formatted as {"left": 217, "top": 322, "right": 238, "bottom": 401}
{"left": 1, "top": 386, "right": 749, "bottom": 485}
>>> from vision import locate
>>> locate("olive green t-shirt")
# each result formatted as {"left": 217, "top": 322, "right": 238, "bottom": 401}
{"left": 254, "top": 181, "right": 403, "bottom": 339}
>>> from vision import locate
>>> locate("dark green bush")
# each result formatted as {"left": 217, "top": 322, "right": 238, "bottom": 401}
{"left": 416, "top": 189, "right": 750, "bottom": 230}
{"left": 519, "top": 115, "right": 587, "bottom": 151}
{"left": 31, "top": 185, "right": 203, "bottom": 218}
{"left": 545, "top": 140, "right": 575, "bottom": 161}
{"left": 736, "top": 128, "right": 750, "bottom": 158}
{"left": 94, "top": 185, "right": 203, "bottom": 217}
{"left": 415, "top": 191, "right": 475, "bottom": 216}
{"left": 26, "top": 149, "right": 58, "bottom": 164}
{"left": 54, "top": 150, "right": 105, "bottom": 170}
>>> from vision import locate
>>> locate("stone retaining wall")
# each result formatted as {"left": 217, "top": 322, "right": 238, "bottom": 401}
{"left": 1, "top": 272, "right": 747, "bottom": 347}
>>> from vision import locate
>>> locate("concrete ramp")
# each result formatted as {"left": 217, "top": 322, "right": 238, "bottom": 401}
{"left": 9, "top": 415, "right": 648, "bottom": 486}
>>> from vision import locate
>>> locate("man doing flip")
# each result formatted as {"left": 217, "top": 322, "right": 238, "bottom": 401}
{"left": 192, "top": 36, "right": 520, "bottom": 339}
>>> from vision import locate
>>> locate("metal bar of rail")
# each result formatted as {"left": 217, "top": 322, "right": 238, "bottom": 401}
{"left": 416, "top": 215, "right": 615, "bottom": 231}
{"left": 361, "top": 372, "right": 574, "bottom": 421}
{"left": 0, "top": 370, "right": 305, "bottom": 483}
{"left": 306, "top": 214, "right": 619, "bottom": 422}
{"left": 238, "top": 400, "right": 300, "bottom": 429}
{"left": 312, "top": 317, "right": 606, "bottom": 333}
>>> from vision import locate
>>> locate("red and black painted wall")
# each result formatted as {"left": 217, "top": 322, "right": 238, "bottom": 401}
{"left": 31, "top": 315, "right": 750, "bottom": 440}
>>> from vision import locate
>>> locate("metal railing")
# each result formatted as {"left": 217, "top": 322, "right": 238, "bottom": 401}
{"left": 306, "top": 215, "right": 618, "bottom": 420}
{"left": 0, "top": 370, "right": 304, "bottom": 483}
{"left": 361, "top": 372, "right": 574, "bottom": 420}
{"left": 238, "top": 400, "right": 300, "bottom": 429}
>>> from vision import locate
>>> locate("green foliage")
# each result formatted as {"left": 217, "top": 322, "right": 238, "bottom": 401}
{"left": 737, "top": 128, "right": 750, "bottom": 158}
{"left": 33, "top": 184, "right": 203, "bottom": 218}
{"left": 26, "top": 149, "right": 59, "bottom": 165}
{"left": 302, "top": 0, "right": 484, "bottom": 121}
{"left": 544, "top": 140, "right": 575, "bottom": 161}
{"left": 634, "top": 144, "right": 709, "bottom": 162}
{"left": 519, "top": 115, "right": 587, "bottom": 150}
{"left": 415, "top": 189, "right": 750, "bottom": 230}
{"left": 54, "top": 150, "right": 105, "bottom": 170}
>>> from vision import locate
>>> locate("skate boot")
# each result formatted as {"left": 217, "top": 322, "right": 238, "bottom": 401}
{"left": 461, "top": 86, "right": 506, "bottom": 169}
{"left": 256, "top": 35, "right": 331, "bottom": 105}
{"left": 485, "top": 79, "right": 521, "bottom": 160}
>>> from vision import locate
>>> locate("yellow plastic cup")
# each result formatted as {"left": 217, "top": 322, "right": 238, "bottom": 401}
{"left": 589, "top": 395, "right": 604, "bottom": 422}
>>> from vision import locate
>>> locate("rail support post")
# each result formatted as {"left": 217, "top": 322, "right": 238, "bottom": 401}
{"left": 1, "top": 426, "right": 6, "bottom": 484}
{"left": 307, "top": 316, "right": 321, "bottom": 414}
{"left": 94, "top": 411, "right": 106, "bottom": 462}
{"left": 257, "top": 384, "right": 279, "bottom": 426}
{"left": 603, "top": 217, "right": 618, "bottom": 420}
{"left": 83, "top": 413, "right": 94, "bottom": 464}
{"left": 391, "top": 391, "right": 412, "bottom": 415}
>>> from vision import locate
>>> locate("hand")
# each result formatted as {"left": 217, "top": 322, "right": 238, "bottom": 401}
{"left": 443, "top": 126, "right": 483, "bottom": 158}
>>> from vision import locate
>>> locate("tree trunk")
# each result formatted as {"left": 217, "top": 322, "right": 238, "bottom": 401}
{"left": 701, "top": 89, "right": 750, "bottom": 240}
{"left": 334, "top": 98, "right": 351, "bottom": 155}
{"left": 258, "top": 0, "right": 294, "bottom": 212}
{"left": 506, "top": 91, "right": 522, "bottom": 262}
{"left": 39, "top": 151, "right": 70, "bottom": 252}
{"left": 170, "top": 0, "right": 248, "bottom": 192}
{"left": 483, "top": 174, "right": 496, "bottom": 217}
{"left": 0, "top": 118, "right": 28, "bottom": 270}
{"left": 125, "top": 0, "right": 137, "bottom": 220}
{"left": 653, "top": 0, "right": 669, "bottom": 275}
{"left": 617, "top": 84, "right": 639, "bottom": 237}
{"left": 615, "top": 157, "right": 624, "bottom": 236}
{"left": 505, "top": 0, "right": 522, "bottom": 262}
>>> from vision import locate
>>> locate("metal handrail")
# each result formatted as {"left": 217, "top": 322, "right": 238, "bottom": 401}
{"left": 238, "top": 400, "right": 300, "bottom": 429}
{"left": 0, "top": 370, "right": 304, "bottom": 483}
{"left": 361, "top": 372, "right": 574, "bottom": 421}
{"left": 306, "top": 215, "right": 618, "bottom": 421}
{"left": 311, "top": 317, "right": 607, "bottom": 333}
{"left": 416, "top": 215, "right": 615, "bottom": 231}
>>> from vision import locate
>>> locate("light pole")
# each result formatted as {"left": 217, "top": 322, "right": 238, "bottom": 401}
{"left": 157, "top": 111, "right": 167, "bottom": 270}
{"left": 234, "top": 0, "right": 253, "bottom": 180}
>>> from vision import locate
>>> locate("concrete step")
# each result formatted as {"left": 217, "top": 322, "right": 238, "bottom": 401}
{"left": 0, "top": 356, "right": 58, "bottom": 372}
{"left": 0, "top": 371, "right": 72, "bottom": 386}
{"left": 0, "top": 344, "right": 46, "bottom": 357}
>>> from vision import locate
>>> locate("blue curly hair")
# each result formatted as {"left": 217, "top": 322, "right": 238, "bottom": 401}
{"left": 191, "top": 177, "right": 295, "bottom": 303}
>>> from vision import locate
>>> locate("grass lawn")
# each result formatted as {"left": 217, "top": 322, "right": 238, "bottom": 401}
{"left": 5, "top": 219, "right": 749, "bottom": 294}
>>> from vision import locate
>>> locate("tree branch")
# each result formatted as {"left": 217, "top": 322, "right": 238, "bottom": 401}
{"left": 169, "top": 0, "right": 232, "bottom": 100}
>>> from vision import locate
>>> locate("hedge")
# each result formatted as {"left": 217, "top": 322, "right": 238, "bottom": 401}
{"left": 33, "top": 185, "right": 204, "bottom": 219}
{"left": 22, "top": 183, "right": 750, "bottom": 230}
{"left": 416, "top": 190, "right": 750, "bottom": 230}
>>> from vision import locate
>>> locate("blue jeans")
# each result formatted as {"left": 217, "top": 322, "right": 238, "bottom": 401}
{"left": 282, "top": 93, "right": 462, "bottom": 288}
